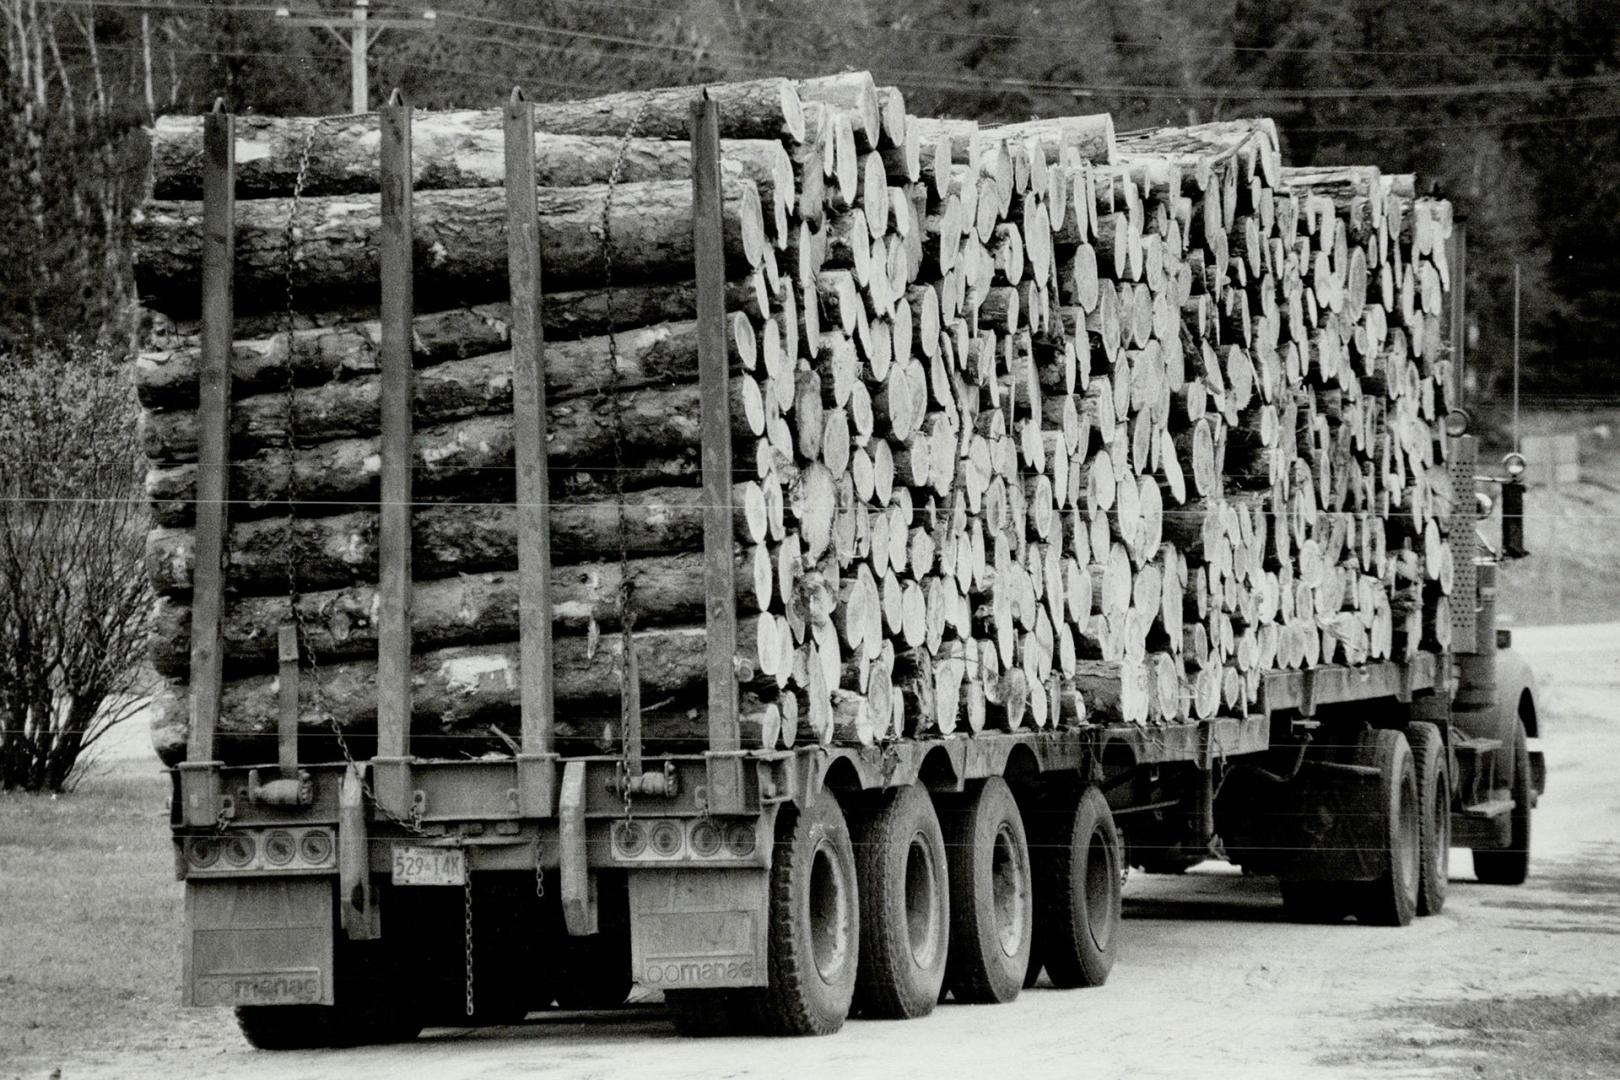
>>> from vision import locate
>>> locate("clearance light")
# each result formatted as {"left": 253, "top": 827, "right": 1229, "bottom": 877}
{"left": 649, "top": 821, "right": 683, "bottom": 857}
{"left": 222, "top": 834, "right": 256, "bottom": 868}
{"left": 263, "top": 830, "right": 297, "bottom": 867}
{"left": 187, "top": 836, "right": 220, "bottom": 868}
{"left": 299, "top": 829, "right": 334, "bottom": 866}
{"left": 614, "top": 820, "right": 647, "bottom": 857}
{"left": 725, "top": 822, "right": 757, "bottom": 857}
{"left": 689, "top": 820, "right": 724, "bottom": 856}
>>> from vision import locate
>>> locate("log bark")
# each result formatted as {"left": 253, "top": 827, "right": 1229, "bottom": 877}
{"left": 135, "top": 280, "right": 767, "bottom": 409}
{"left": 144, "top": 485, "right": 745, "bottom": 597}
{"left": 134, "top": 180, "right": 764, "bottom": 316}
{"left": 150, "top": 110, "right": 795, "bottom": 204}
{"left": 143, "top": 382, "right": 756, "bottom": 521}
{"left": 146, "top": 550, "right": 771, "bottom": 678}
{"left": 146, "top": 620, "right": 759, "bottom": 766}
{"left": 139, "top": 319, "right": 736, "bottom": 460}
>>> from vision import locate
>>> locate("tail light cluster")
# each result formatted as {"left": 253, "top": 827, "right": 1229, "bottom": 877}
{"left": 611, "top": 818, "right": 759, "bottom": 863}
{"left": 183, "top": 827, "right": 336, "bottom": 874}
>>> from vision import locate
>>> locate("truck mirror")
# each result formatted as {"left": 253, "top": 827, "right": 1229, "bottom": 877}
{"left": 1501, "top": 477, "right": 1527, "bottom": 559}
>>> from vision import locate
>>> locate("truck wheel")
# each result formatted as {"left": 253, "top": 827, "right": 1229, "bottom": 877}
{"left": 1473, "top": 719, "right": 1532, "bottom": 885}
{"left": 1408, "top": 721, "right": 1450, "bottom": 915}
{"left": 235, "top": 942, "right": 422, "bottom": 1049}
{"left": 757, "top": 792, "right": 860, "bottom": 1036}
{"left": 1353, "top": 728, "right": 1421, "bottom": 927}
{"left": 665, "top": 989, "right": 761, "bottom": 1037}
{"left": 1031, "top": 786, "right": 1121, "bottom": 989}
{"left": 942, "top": 777, "right": 1033, "bottom": 1004}
{"left": 236, "top": 1006, "right": 338, "bottom": 1050}
{"left": 552, "top": 937, "right": 632, "bottom": 1010}
{"left": 852, "top": 784, "right": 950, "bottom": 1019}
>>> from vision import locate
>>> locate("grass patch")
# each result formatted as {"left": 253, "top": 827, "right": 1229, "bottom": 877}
{"left": 1352, "top": 994, "right": 1620, "bottom": 1079}
{"left": 0, "top": 763, "right": 227, "bottom": 1076}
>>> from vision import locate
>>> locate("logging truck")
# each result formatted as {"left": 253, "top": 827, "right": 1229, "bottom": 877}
{"left": 144, "top": 78, "right": 1544, "bottom": 1047}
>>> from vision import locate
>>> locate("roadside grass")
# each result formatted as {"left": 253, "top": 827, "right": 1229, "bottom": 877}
{"left": 1326, "top": 993, "right": 1620, "bottom": 1079}
{"left": 1491, "top": 407, "right": 1620, "bottom": 627}
{"left": 0, "top": 763, "right": 227, "bottom": 1077}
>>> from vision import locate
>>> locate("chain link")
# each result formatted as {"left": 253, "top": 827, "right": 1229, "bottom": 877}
{"left": 599, "top": 95, "right": 653, "bottom": 821}
{"left": 462, "top": 869, "right": 476, "bottom": 1017}
{"left": 534, "top": 841, "right": 546, "bottom": 899}
{"left": 277, "top": 118, "right": 423, "bottom": 836}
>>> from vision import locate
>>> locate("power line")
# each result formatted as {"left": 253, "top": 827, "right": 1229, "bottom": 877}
{"left": 44, "top": 0, "right": 1620, "bottom": 102}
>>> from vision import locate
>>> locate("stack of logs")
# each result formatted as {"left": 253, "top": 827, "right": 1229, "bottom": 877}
{"left": 133, "top": 73, "right": 1458, "bottom": 766}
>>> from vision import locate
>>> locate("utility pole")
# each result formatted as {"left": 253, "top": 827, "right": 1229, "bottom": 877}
{"left": 275, "top": 1, "right": 438, "bottom": 113}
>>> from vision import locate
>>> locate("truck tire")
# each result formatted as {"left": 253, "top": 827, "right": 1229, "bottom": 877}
{"left": 665, "top": 990, "right": 761, "bottom": 1037}
{"left": 756, "top": 791, "right": 860, "bottom": 1036}
{"left": 1353, "top": 727, "right": 1421, "bottom": 927}
{"left": 1030, "top": 786, "right": 1122, "bottom": 989}
{"left": 852, "top": 784, "right": 950, "bottom": 1019}
{"left": 1408, "top": 721, "right": 1450, "bottom": 915}
{"left": 1473, "top": 718, "right": 1532, "bottom": 885}
{"left": 552, "top": 936, "right": 632, "bottom": 1010}
{"left": 942, "top": 777, "right": 1033, "bottom": 1005}
{"left": 235, "top": 942, "right": 422, "bottom": 1049}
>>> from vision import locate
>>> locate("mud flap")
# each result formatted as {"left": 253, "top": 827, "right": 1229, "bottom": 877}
{"left": 1222, "top": 763, "right": 1384, "bottom": 881}
{"left": 628, "top": 868, "right": 768, "bottom": 990}
{"left": 183, "top": 878, "right": 334, "bottom": 1007}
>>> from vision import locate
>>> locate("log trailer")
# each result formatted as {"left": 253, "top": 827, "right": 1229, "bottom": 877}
{"left": 164, "top": 94, "right": 1544, "bottom": 1047}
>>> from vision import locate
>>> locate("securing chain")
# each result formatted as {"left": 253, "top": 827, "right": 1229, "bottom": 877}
{"left": 462, "top": 869, "right": 476, "bottom": 1017}
{"left": 277, "top": 115, "right": 423, "bottom": 836}
{"left": 598, "top": 95, "right": 653, "bottom": 822}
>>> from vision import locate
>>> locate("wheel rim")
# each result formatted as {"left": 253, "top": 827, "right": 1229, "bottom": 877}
{"left": 1084, "top": 828, "right": 1115, "bottom": 952}
{"left": 990, "top": 822, "right": 1027, "bottom": 958}
{"left": 809, "top": 842, "right": 850, "bottom": 983}
{"left": 903, "top": 831, "right": 941, "bottom": 968}
{"left": 1430, "top": 768, "right": 1451, "bottom": 884}
{"left": 1397, "top": 768, "right": 1420, "bottom": 899}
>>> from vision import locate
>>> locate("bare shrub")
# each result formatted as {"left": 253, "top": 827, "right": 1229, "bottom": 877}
{"left": 0, "top": 345, "right": 151, "bottom": 792}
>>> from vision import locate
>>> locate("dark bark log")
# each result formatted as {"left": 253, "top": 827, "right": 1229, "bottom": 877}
{"left": 146, "top": 619, "right": 757, "bottom": 766}
{"left": 145, "top": 486, "right": 722, "bottom": 597}
{"left": 134, "top": 180, "right": 764, "bottom": 316}
{"left": 139, "top": 320, "right": 724, "bottom": 459}
{"left": 135, "top": 280, "right": 766, "bottom": 409}
{"left": 151, "top": 110, "right": 793, "bottom": 204}
{"left": 145, "top": 551, "right": 762, "bottom": 678}
{"left": 143, "top": 381, "right": 751, "bottom": 523}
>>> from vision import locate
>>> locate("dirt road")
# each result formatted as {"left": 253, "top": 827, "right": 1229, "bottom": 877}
{"left": 39, "top": 625, "right": 1620, "bottom": 1080}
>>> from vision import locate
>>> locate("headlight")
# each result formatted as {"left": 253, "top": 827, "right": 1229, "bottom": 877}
{"left": 1444, "top": 409, "right": 1470, "bottom": 437}
{"left": 1504, "top": 452, "right": 1526, "bottom": 478}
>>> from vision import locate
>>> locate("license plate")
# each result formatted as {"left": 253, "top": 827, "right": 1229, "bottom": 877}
{"left": 391, "top": 845, "right": 466, "bottom": 886}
